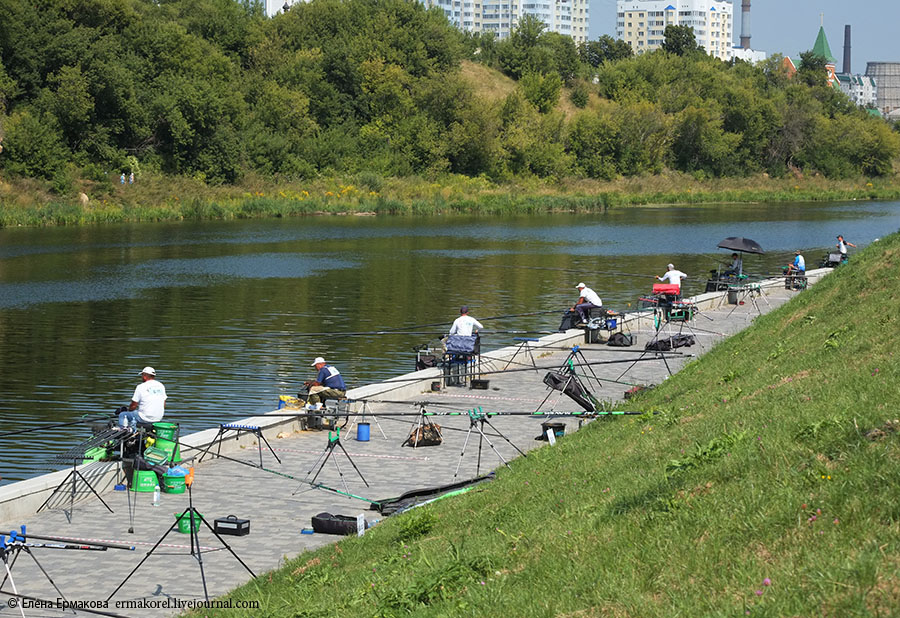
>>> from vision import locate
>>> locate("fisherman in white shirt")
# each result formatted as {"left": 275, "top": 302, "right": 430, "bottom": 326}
{"left": 119, "top": 366, "right": 167, "bottom": 428}
{"left": 573, "top": 282, "right": 603, "bottom": 324}
{"left": 449, "top": 306, "right": 483, "bottom": 337}
{"left": 657, "top": 264, "right": 687, "bottom": 292}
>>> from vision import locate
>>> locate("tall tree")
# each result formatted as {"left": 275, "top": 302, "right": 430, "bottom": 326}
{"left": 662, "top": 25, "right": 701, "bottom": 56}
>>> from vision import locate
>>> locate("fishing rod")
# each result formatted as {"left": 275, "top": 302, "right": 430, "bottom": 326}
{"left": 19, "top": 533, "right": 135, "bottom": 551}
{"left": 481, "top": 263, "right": 657, "bottom": 280}
{"left": 60, "top": 309, "right": 563, "bottom": 344}
{"left": 0, "top": 414, "right": 113, "bottom": 440}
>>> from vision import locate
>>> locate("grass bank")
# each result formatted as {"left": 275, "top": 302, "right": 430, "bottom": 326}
{"left": 2, "top": 172, "right": 900, "bottom": 227}
{"left": 195, "top": 233, "right": 900, "bottom": 616}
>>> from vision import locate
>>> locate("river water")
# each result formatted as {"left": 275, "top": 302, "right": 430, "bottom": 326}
{"left": 1, "top": 200, "right": 898, "bottom": 484}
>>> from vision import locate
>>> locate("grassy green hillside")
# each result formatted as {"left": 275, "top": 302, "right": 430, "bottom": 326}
{"left": 199, "top": 234, "right": 900, "bottom": 617}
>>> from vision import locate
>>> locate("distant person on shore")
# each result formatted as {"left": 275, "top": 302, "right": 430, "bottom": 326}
{"left": 448, "top": 306, "right": 483, "bottom": 337}
{"left": 129, "top": 171, "right": 135, "bottom": 185}
{"left": 303, "top": 357, "right": 346, "bottom": 409}
{"left": 120, "top": 172, "right": 126, "bottom": 185}
{"left": 836, "top": 235, "right": 856, "bottom": 261}
{"left": 723, "top": 253, "right": 743, "bottom": 277}
{"left": 572, "top": 283, "right": 602, "bottom": 324}
{"left": 119, "top": 367, "right": 167, "bottom": 429}
{"left": 787, "top": 251, "right": 806, "bottom": 274}
{"left": 656, "top": 264, "right": 687, "bottom": 295}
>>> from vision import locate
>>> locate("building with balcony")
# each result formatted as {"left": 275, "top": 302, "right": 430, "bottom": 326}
{"left": 615, "top": 0, "right": 735, "bottom": 61}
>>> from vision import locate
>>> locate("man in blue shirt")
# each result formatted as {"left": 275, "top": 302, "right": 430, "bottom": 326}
{"left": 788, "top": 251, "right": 806, "bottom": 274}
{"left": 304, "top": 357, "right": 347, "bottom": 408}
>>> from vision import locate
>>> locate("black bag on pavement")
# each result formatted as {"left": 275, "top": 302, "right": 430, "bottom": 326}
{"left": 607, "top": 332, "right": 634, "bottom": 347}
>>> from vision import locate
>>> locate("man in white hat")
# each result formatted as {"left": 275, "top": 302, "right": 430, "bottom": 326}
{"left": 656, "top": 264, "right": 687, "bottom": 295}
{"left": 119, "top": 366, "right": 167, "bottom": 428}
{"left": 572, "top": 282, "right": 603, "bottom": 324}
{"left": 303, "top": 357, "right": 346, "bottom": 409}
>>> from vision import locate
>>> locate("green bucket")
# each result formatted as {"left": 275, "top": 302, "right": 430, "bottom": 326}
{"left": 153, "top": 422, "right": 178, "bottom": 441}
{"left": 162, "top": 474, "right": 186, "bottom": 494}
{"left": 175, "top": 511, "right": 203, "bottom": 534}
{"left": 154, "top": 438, "right": 181, "bottom": 463}
{"left": 130, "top": 470, "right": 158, "bottom": 493}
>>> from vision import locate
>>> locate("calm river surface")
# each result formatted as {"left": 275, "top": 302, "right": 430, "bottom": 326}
{"left": 2, "top": 200, "right": 899, "bottom": 484}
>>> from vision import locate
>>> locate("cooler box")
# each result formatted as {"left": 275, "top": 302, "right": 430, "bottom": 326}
{"left": 652, "top": 284, "right": 680, "bottom": 295}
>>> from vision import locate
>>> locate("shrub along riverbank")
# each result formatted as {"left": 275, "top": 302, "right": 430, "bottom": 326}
{"left": 193, "top": 232, "right": 900, "bottom": 616}
{"left": 2, "top": 172, "right": 900, "bottom": 227}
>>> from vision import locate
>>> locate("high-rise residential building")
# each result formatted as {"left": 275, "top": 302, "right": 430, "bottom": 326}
{"left": 269, "top": 0, "right": 588, "bottom": 44}
{"left": 422, "top": 0, "right": 590, "bottom": 43}
{"left": 615, "top": 0, "right": 735, "bottom": 61}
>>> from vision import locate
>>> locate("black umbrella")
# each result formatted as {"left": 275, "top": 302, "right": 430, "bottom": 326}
{"left": 717, "top": 237, "right": 764, "bottom": 254}
{"left": 716, "top": 237, "right": 764, "bottom": 278}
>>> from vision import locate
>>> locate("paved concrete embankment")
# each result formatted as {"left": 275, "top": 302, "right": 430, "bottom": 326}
{"left": 0, "top": 271, "right": 828, "bottom": 616}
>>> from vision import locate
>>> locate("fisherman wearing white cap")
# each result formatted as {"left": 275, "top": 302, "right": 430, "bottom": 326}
{"left": 118, "top": 366, "right": 167, "bottom": 428}
{"left": 303, "top": 357, "right": 346, "bottom": 409}
{"left": 656, "top": 264, "right": 688, "bottom": 295}
{"left": 572, "top": 282, "right": 603, "bottom": 324}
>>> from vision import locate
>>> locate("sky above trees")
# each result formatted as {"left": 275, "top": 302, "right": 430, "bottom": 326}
{"left": 590, "top": 0, "right": 900, "bottom": 69}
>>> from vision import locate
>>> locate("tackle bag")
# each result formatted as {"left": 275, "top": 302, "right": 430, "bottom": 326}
{"left": 542, "top": 371, "right": 597, "bottom": 412}
{"left": 415, "top": 355, "right": 438, "bottom": 371}
{"left": 403, "top": 423, "right": 443, "bottom": 447}
{"left": 644, "top": 334, "right": 695, "bottom": 351}
{"left": 607, "top": 332, "right": 634, "bottom": 347}
{"left": 311, "top": 512, "right": 368, "bottom": 536}
{"left": 559, "top": 310, "right": 580, "bottom": 332}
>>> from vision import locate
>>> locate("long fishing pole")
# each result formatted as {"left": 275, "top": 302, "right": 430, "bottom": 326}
{"left": 60, "top": 309, "right": 563, "bottom": 344}
{"left": 481, "top": 263, "right": 656, "bottom": 280}
{"left": 21, "top": 533, "right": 134, "bottom": 551}
{"left": 0, "top": 414, "right": 112, "bottom": 440}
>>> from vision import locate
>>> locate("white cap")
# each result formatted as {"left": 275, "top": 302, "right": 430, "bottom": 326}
{"left": 667, "top": 263, "right": 674, "bottom": 269}
{"left": 576, "top": 282, "right": 586, "bottom": 288}
{"left": 311, "top": 357, "right": 326, "bottom": 366}
{"left": 140, "top": 366, "right": 156, "bottom": 376}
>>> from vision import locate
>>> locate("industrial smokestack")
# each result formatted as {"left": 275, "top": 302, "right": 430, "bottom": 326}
{"left": 740, "top": 0, "right": 751, "bottom": 50}
{"left": 843, "top": 25, "right": 851, "bottom": 75}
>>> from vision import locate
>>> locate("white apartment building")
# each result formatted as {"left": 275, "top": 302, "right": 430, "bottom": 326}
{"left": 616, "top": 0, "right": 735, "bottom": 61}
{"left": 836, "top": 74, "right": 877, "bottom": 108}
{"left": 423, "top": 0, "right": 590, "bottom": 43}
{"left": 269, "top": 0, "right": 588, "bottom": 44}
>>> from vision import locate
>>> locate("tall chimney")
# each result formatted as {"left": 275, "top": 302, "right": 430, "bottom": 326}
{"left": 740, "top": 0, "right": 751, "bottom": 50}
{"left": 842, "top": 25, "right": 851, "bottom": 74}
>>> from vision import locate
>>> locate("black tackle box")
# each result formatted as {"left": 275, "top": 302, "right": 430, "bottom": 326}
{"left": 214, "top": 515, "right": 250, "bottom": 536}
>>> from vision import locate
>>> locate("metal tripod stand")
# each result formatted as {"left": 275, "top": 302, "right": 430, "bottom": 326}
{"left": 453, "top": 407, "right": 526, "bottom": 479}
{"left": 533, "top": 346, "right": 603, "bottom": 415}
{"left": 296, "top": 428, "right": 369, "bottom": 497}
{"left": 107, "top": 476, "right": 255, "bottom": 603}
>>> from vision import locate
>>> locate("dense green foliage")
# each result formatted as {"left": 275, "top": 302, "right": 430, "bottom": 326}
{"left": 0, "top": 0, "right": 897, "bottom": 190}
{"left": 196, "top": 232, "right": 900, "bottom": 618}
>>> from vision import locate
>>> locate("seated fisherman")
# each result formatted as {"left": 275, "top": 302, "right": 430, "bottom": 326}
{"left": 119, "top": 366, "right": 167, "bottom": 429}
{"left": 449, "top": 306, "right": 483, "bottom": 337}
{"left": 304, "top": 357, "right": 346, "bottom": 409}
{"left": 723, "top": 253, "right": 743, "bottom": 277}
{"left": 572, "top": 282, "right": 602, "bottom": 324}
{"left": 787, "top": 250, "right": 806, "bottom": 274}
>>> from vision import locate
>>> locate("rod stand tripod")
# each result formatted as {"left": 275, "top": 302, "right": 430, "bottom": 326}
{"left": 616, "top": 304, "right": 688, "bottom": 381}
{"left": 0, "top": 527, "right": 77, "bottom": 614}
{"left": 534, "top": 346, "right": 603, "bottom": 415}
{"left": 402, "top": 403, "right": 444, "bottom": 448}
{"left": 345, "top": 400, "right": 388, "bottom": 440}
{"left": 295, "top": 428, "right": 369, "bottom": 497}
{"left": 453, "top": 407, "right": 526, "bottom": 479}
{"left": 107, "top": 483, "right": 255, "bottom": 604}
{"left": 37, "top": 458, "right": 114, "bottom": 521}
{"left": 199, "top": 423, "right": 282, "bottom": 468}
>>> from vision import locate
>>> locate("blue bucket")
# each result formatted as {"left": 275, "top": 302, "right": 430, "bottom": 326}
{"left": 356, "top": 422, "right": 370, "bottom": 442}
{"left": 606, "top": 318, "right": 617, "bottom": 329}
